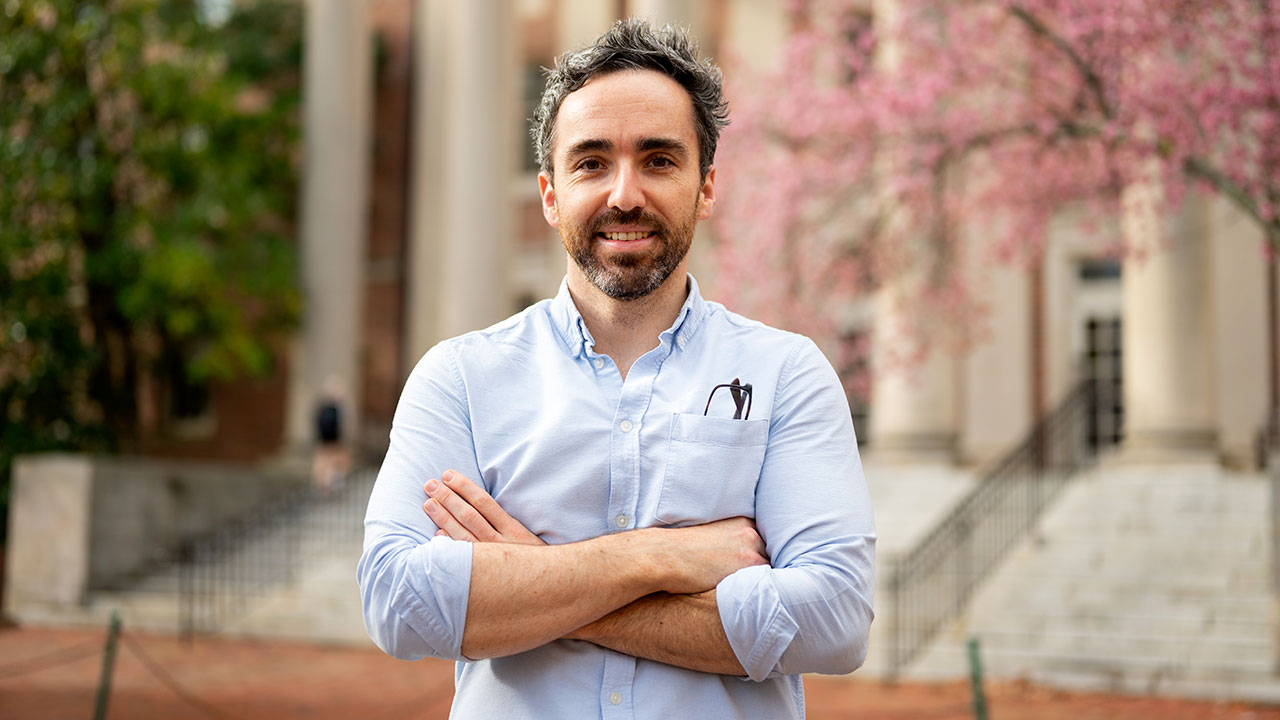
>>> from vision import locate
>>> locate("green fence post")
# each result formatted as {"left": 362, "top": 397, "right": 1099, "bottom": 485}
{"left": 93, "top": 610, "right": 122, "bottom": 720}
{"left": 967, "top": 636, "right": 989, "bottom": 720}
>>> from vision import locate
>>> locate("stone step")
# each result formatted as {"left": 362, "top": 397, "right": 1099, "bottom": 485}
{"left": 75, "top": 476, "right": 374, "bottom": 642}
{"left": 222, "top": 551, "right": 368, "bottom": 645}
{"left": 971, "top": 627, "right": 1272, "bottom": 663}
{"left": 910, "top": 634, "right": 1275, "bottom": 687}
{"left": 967, "top": 608, "right": 1271, "bottom": 642}
{"left": 974, "top": 578, "right": 1273, "bottom": 611}
{"left": 891, "top": 463, "right": 1280, "bottom": 703}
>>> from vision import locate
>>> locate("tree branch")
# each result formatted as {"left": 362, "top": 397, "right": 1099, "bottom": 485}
{"left": 1182, "top": 156, "right": 1280, "bottom": 250}
{"left": 1007, "top": 4, "right": 1114, "bottom": 120}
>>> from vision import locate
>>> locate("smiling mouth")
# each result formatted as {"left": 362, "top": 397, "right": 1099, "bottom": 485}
{"left": 598, "top": 231, "right": 656, "bottom": 241}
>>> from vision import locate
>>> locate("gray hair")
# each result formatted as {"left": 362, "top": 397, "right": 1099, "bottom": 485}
{"left": 532, "top": 18, "right": 730, "bottom": 181}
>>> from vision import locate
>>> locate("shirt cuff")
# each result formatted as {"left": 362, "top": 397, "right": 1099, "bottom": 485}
{"left": 393, "top": 536, "right": 474, "bottom": 659}
{"left": 716, "top": 565, "right": 798, "bottom": 682}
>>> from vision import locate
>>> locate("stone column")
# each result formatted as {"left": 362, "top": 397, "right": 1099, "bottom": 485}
{"left": 626, "top": 0, "right": 705, "bottom": 31}
{"left": 959, "top": 246, "right": 1031, "bottom": 465}
{"left": 558, "top": 0, "right": 618, "bottom": 51}
{"left": 286, "top": 0, "right": 372, "bottom": 455}
{"left": 869, "top": 286, "right": 958, "bottom": 462}
{"left": 1208, "top": 195, "right": 1267, "bottom": 467}
{"left": 1120, "top": 184, "right": 1216, "bottom": 456}
{"left": 404, "top": 0, "right": 516, "bottom": 368}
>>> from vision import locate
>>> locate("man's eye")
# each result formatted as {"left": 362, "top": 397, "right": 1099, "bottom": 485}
{"left": 578, "top": 159, "right": 604, "bottom": 171}
{"left": 649, "top": 156, "right": 673, "bottom": 168}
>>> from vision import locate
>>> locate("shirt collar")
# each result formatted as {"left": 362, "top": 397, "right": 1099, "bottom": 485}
{"left": 549, "top": 274, "right": 709, "bottom": 358}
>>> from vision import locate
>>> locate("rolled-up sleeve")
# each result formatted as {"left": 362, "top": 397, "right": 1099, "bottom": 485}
{"left": 358, "top": 342, "right": 484, "bottom": 661}
{"left": 716, "top": 338, "right": 876, "bottom": 682}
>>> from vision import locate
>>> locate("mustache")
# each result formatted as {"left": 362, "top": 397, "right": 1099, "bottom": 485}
{"left": 588, "top": 208, "right": 664, "bottom": 235}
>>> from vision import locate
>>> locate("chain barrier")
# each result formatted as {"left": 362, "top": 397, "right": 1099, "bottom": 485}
{"left": 0, "top": 636, "right": 102, "bottom": 680}
{"left": 0, "top": 623, "right": 1013, "bottom": 720}
{"left": 121, "top": 633, "right": 242, "bottom": 720}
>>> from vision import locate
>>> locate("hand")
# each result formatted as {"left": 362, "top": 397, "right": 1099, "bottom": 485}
{"left": 655, "top": 517, "right": 768, "bottom": 595}
{"left": 424, "top": 470, "right": 545, "bottom": 545}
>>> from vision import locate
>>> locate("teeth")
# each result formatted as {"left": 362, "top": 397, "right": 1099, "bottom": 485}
{"left": 603, "top": 231, "right": 650, "bottom": 241}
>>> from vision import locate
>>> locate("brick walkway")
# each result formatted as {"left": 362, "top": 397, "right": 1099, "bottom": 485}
{"left": 1, "top": 626, "right": 1277, "bottom": 719}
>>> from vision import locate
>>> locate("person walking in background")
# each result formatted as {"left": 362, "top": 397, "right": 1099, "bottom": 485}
{"left": 312, "top": 375, "right": 350, "bottom": 497}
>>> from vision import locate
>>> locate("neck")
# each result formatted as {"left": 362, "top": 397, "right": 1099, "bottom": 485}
{"left": 566, "top": 265, "right": 690, "bottom": 380}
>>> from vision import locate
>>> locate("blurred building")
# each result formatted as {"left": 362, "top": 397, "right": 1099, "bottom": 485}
{"left": 10, "top": 0, "right": 1277, "bottom": 695}
{"left": 150, "top": 0, "right": 799, "bottom": 467}
{"left": 149, "top": 0, "right": 1273, "bottom": 476}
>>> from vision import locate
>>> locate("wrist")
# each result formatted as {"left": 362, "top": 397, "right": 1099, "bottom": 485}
{"left": 629, "top": 527, "right": 678, "bottom": 593}
{"left": 604, "top": 525, "right": 675, "bottom": 591}
{"left": 565, "top": 618, "right": 598, "bottom": 642}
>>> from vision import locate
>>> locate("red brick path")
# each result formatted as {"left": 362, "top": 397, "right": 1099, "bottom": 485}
{"left": 1, "top": 626, "right": 1276, "bottom": 719}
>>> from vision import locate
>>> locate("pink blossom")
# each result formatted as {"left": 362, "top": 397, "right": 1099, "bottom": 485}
{"left": 712, "top": 0, "right": 1280, "bottom": 390}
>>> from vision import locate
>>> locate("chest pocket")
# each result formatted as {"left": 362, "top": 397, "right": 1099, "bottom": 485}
{"left": 654, "top": 413, "right": 769, "bottom": 526}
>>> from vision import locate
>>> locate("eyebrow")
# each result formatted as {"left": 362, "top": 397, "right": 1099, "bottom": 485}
{"left": 636, "top": 136, "right": 689, "bottom": 158}
{"left": 564, "top": 138, "right": 613, "bottom": 158}
{"left": 563, "top": 136, "right": 691, "bottom": 161}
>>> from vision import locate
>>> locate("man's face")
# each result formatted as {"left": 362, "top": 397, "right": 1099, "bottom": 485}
{"left": 538, "top": 69, "right": 716, "bottom": 301}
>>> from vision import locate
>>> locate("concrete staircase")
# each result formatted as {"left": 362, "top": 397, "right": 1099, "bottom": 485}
{"left": 83, "top": 471, "right": 375, "bottom": 645}
{"left": 858, "top": 460, "right": 979, "bottom": 676}
{"left": 905, "top": 460, "right": 1278, "bottom": 701}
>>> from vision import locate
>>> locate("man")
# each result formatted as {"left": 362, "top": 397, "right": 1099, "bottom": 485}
{"left": 359, "top": 19, "right": 875, "bottom": 719}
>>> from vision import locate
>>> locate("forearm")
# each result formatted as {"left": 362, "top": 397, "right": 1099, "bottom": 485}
{"left": 568, "top": 590, "right": 746, "bottom": 676}
{"left": 421, "top": 471, "right": 769, "bottom": 660}
{"left": 463, "top": 530, "right": 666, "bottom": 659}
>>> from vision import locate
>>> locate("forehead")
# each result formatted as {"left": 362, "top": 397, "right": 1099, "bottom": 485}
{"left": 553, "top": 69, "right": 697, "bottom": 157}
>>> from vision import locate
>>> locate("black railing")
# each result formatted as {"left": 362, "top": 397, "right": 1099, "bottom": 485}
{"left": 1257, "top": 409, "right": 1279, "bottom": 471}
{"left": 883, "top": 380, "right": 1096, "bottom": 679}
{"left": 177, "top": 467, "right": 375, "bottom": 637}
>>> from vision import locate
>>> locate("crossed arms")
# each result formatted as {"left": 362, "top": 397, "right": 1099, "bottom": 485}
{"left": 422, "top": 469, "right": 764, "bottom": 674}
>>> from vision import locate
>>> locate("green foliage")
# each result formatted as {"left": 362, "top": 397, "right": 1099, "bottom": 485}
{"left": 0, "top": 0, "right": 303, "bottom": 539}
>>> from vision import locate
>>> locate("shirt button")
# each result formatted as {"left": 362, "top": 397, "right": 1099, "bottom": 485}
{"left": 593, "top": 357, "right": 604, "bottom": 370}
{"left": 677, "top": 334, "right": 687, "bottom": 348}
{"left": 615, "top": 514, "right": 628, "bottom": 528}
{"left": 609, "top": 691, "right": 622, "bottom": 705}
{"left": 619, "top": 420, "right": 633, "bottom": 432}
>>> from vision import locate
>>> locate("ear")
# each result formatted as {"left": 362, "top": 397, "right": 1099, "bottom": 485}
{"left": 538, "top": 171, "right": 559, "bottom": 228}
{"left": 696, "top": 166, "right": 716, "bottom": 220}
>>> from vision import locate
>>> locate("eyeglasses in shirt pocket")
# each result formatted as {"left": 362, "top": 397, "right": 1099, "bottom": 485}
{"left": 654, "top": 413, "right": 768, "bottom": 526}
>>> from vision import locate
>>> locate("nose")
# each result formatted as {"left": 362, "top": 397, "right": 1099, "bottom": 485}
{"left": 607, "top": 163, "right": 646, "bottom": 213}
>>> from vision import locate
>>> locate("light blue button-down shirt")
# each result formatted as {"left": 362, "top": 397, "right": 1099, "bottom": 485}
{"left": 359, "top": 276, "right": 875, "bottom": 720}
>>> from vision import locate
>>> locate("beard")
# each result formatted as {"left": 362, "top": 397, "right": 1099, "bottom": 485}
{"left": 559, "top": 202, "right": 698, "bottom": 301}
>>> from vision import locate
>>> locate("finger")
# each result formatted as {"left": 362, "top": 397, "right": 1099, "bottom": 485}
{"left": 424, "top": 497, "right": 476, "bottom": 542}
{"left": 441, "top": 471, "right": 519, "bottom": 534}
{"left": 424, "top": 496, "right": 473, "bottom": 540}
{"left": 443, "top": 471, "right": 544, "bottom": 544}
{"left": 428, "top": 476, "right": 503, "bottom": 542}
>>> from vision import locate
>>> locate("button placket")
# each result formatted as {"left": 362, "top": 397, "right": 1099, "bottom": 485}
{"left": 600, "top": 654, "right": 636, "bottom": 719}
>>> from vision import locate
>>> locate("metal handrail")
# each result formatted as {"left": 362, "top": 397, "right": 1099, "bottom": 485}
{"left": 1256, "top": 409, "right": 1279, "bottom": 471}
{"left": 883, "top": 379, "right": 1096, "bottom": 679}
{"left": 177, "top": 467, "right": 374, "bottom": 638}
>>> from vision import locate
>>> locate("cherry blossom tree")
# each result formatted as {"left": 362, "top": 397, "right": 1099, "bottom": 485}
{"left": 710, "top": 0, "right": 1280, "bottom": 394}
